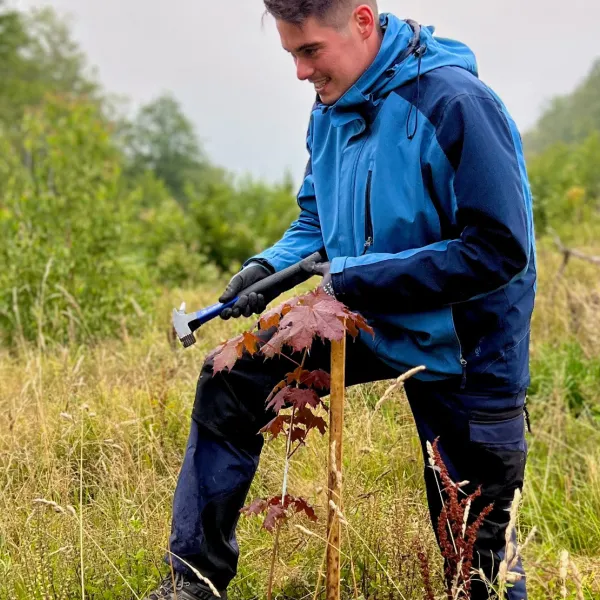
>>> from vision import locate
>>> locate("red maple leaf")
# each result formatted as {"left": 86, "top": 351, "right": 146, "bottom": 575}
{"left": 284, "top": 368, "right": 331, "bottom": 391}
{"left": 257, "top": 306, "right": 281, "bottom": 331}
{"left": 263, "top": 504, "right": 287, "bottom": 532}
{"left": 266, "top": 387, "right": 321, "bottom": 413}
{"left": 210, "top": 331, "right": 263, "bottom": 373}
{"left": 285, "top": 366, "right": 310, "bottom": 386}
{"left": 211, "top": 334, "right": 244, "bottom": 373}
{"left": 261, "top": 288, "right": 373, "bottom": 359}
{"left": 211, "top": 288, "right": 373, "bottom": 375}
{"left": 258, "top": 296, "right": 301, "bottom": 331}
{"left": 265, "top": 380, "right": 286, "bottom": 407}
{"left": 260, "top": 402, "right": 326, "bottom": 442}
{"left": 300, "top": 369, "right": 331, "bottom": 390}
{"left": 258, "top": 326, "right": 289, "bottom": 357}
{"left": 294, "top": 406, "right": 327, "bottom": 435}
{"left": 265, "top": 387, "right": 291, "bottom": 413}
{"left": 241, "top": 331, "right": 260, "bottom": 355}
{"left": 260, "top": 414, "right": 290, "bottom": 440}
{"left": 240, "top": 498, "right": 268, "bottom": 517}
{"left": 288, "top": 387, "right": 322, "bottom": 410}
{"left": 241, "top": 494, "right": 317, "bottom": 532}
{"left": 288, "top": 496, "right": 318, "bottom": 522}
{"left": 290, "top": 425, "right": 307, "bottom": 444}
{"left": 344, "top": 310, "right": 373, "bottom": 338}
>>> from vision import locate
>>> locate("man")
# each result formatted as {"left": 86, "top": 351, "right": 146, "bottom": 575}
{"left": 145, "top": 1, "right": 535, "bottom": 599}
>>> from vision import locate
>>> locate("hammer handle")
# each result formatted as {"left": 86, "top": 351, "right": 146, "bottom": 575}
{"left": 187, "top": 250, "right": 326, "bottom": 330}
{"left": 241, "top": 249, "right": 326, "bottom": 298}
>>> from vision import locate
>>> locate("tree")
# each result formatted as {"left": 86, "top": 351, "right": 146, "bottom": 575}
{"left": 528, "top": 132, "right": 600, "bottom": 240}
{"left": 524, "top": 59, "right": 600, "bottom": 155}
{"left": 22, "top": 7, "right": 100, "bottom": 99}
{"left": 0, "top": 96, "right": 154, "bottom": 346}
{"left": 120, "top": 93, "right": 211, "bottom": 203}
{"left": 0, "top": 1, "right": 33, "bottom": 126}
{"left": 187, "top": 172, "right": 299, "bottom": 272}
{"left": 0, "top": 4, "right": 100, "bottom": 130}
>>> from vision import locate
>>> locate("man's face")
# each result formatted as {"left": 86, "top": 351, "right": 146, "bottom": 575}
{"left": 276, "top": 8, "right": 378, "bottom": 105}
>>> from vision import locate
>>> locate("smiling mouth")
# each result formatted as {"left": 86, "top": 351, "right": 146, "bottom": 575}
{"left": 312, "top": 77, "right": 331, "bottom": 92}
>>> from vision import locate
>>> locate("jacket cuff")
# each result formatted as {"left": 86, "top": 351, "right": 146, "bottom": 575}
{"left": 242, "top": 258, "right": 275, "bottom": 274}
{"left": 329, "top": 257, "right": 347, "bottom": 299}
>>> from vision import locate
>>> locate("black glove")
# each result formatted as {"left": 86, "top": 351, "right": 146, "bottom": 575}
{"left": 219, "top": 262, "right": 273, "bottom": 320}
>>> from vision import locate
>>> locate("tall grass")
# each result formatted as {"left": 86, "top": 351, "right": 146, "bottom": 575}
{"left": 1, "top": 241, "right": 599, "bottom": 599}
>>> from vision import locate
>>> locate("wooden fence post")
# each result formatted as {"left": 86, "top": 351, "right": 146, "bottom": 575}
{"left": 326, "top": 332, "right": 346, "bottom": 600}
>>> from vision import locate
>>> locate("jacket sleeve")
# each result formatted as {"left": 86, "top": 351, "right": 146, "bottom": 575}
{"left": 244, "top": 121, "right": 324, "bottom": 273}
{"left": 329, "top": 93, "right": 532, "bottom": 312}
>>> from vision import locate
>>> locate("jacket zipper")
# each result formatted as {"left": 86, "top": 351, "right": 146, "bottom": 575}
{"left": 451, "top": 305, "right": 467, "bottom": 390}
{"left": 460, "top": 357, "right": 467, "bottom": 390}
{"left": 362, "top": 169, "right": 374, "bottom": 255}
{"left": 350, "top": 125, "right": 369, "bottom": 256}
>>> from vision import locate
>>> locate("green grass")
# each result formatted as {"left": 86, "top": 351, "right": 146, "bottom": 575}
{"left": 1, "top": 244, "right": 600, "bottom": 599}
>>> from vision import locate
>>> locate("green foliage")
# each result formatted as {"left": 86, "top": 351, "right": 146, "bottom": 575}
{"left": 0, "top": 92, "right": 299, "bottom": 346}
{"left": 0, "top": 4, "right": 99, "bottom": 130}
{"left": 0, "top": 6, "right": 301, "bottom": 348}
{"left": 529, "top": 342, "right": 600, "bottom": 419}
{"left": 0, "top": 96, "right": 155, "bottom": 346}
{"left": 187, "top": 171, "right": 299, "bottom": 271}
{"left": 119, "top": 93, "right": 212, "bottom": 204}
{"left": 524, "top": 343, "right": 600, "bottom": 556}
{"left": 523, "top": 57, "right": 600, "bottom": 240}
{"left": 527, "top": 132, "right": 600, "bottom": 239}
{"left": 0, "top": 2, "right": 34, "bottom": 125}
{"left": 524, "top": 59, "right": 600, "bottom": 154}
{"left": 22, "top": 7, "right": 99, "bottom": 99}
{"left": 128, "top": 172, "right": 220, "bottom": 287}
{"left": 118, "top": 93, "right": 301, "bottom": 274}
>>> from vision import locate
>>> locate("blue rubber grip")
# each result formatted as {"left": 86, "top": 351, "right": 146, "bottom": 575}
{"left": 191, "top": 298, "right": 238, "bottom": 326}
{"left": 185, "top": 249, "right": 325, "bottom": 334}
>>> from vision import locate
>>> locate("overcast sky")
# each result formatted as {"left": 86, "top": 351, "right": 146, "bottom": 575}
{"left": 11, "top": 0, "right": 599, "bottom": 186}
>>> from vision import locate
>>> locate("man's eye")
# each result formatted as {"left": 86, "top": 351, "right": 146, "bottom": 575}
{"left": 304, "top": 48, "right": 317, "bottom": 57}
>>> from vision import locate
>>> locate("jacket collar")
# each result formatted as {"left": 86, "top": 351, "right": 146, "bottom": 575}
{"left": 316, "top": 14, "right": 419, "bottom": 125}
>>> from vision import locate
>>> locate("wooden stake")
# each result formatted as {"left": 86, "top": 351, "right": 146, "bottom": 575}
{"left": 326, "top": 333, "right": 346, "bottom": 600}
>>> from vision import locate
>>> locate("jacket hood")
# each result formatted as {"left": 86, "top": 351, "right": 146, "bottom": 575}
{"left": 320, "top": 13, "right": 478, "bottom": 112}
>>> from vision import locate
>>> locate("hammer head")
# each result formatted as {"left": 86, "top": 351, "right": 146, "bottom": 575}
{"left": 172, "top": 303, "right": 197, "bottom": 348}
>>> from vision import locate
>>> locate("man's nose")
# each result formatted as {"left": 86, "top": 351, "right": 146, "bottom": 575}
{"left": 296, "top": 58, "right": 315, "bottom": 81}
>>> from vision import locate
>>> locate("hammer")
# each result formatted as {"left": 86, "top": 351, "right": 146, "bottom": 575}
{"left": 172, "top": 250, "right": 326, "bottom": 348}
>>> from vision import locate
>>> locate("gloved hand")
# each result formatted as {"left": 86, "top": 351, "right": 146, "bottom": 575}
{"left": 305, "top": 261, "right": 336, "bottom": 298}
{"left": 219, "top": 262, "right": 273, "bottom": 320}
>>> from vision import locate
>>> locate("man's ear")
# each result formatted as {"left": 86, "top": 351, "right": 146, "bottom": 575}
{"left": 353, "top": 4, "right": 377, "bottom": 39}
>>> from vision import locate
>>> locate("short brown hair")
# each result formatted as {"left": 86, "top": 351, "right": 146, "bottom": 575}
{"left": 263, "top": 0, "right": 378, "bottom": 28}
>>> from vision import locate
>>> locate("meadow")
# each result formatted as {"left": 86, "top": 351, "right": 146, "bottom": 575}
{"left": 1, "top": 238, "right": 599, "bottom": 600}
{"left": 2, "top": 4, "right": 600, "bottom": 598}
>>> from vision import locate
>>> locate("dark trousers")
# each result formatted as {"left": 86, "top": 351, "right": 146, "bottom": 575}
{"left": 168, "top": 327, "right": 528, "bottom": 599}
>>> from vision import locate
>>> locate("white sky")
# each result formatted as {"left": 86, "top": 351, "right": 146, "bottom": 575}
{"left": 11, "top": 0, "right": 599, "bottom": 186}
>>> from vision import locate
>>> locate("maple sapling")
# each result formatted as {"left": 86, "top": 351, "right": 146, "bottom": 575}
{"left": 207, "top": 288, "right": 373, "bottom": 597}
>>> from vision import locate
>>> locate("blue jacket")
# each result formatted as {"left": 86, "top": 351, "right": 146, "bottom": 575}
{"left": 248, "top": 14, "right": 536, "bottom": 393}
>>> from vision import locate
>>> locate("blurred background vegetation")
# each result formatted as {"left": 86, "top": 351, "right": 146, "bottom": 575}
{"left": 1, "top": 2, "right": 600, "bottom": 598}
{"left": 0, "top": 0, "right": 300, "bottom": 347}
{"left": 1, "top": 1, "right": 599, "bottom": 348}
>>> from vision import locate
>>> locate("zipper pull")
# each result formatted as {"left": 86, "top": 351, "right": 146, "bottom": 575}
{"left": 460, "top": 357, "right": 467, "bottom": 390}
{"left": 362, "top": 236, "right": 373, "bottom": 254}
